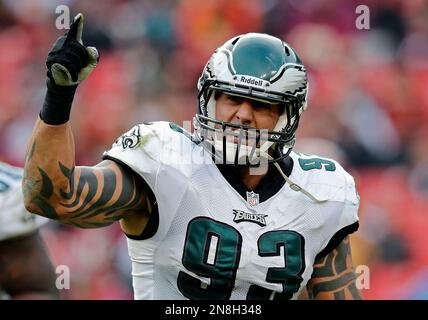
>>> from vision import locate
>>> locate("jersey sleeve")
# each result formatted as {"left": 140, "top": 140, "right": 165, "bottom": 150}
{"left": 102, "top": 122, "right": 165, "bottom": 195}
{"left": 341, "top": 170, "right": 360, "bottom": 229}
{"left": 316, "top": 169, "right": 360, "bottom": 259}
{"left": 0, "top": 163, "right": 49, "bottom": 241}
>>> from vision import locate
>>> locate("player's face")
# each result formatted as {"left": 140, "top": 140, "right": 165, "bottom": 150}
{"left": 215, "top": 92, "right": 282, "bottom": 131}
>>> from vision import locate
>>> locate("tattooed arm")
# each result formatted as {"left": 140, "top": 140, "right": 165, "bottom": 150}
{"left": 22, "top": 118, "right": 149, "bottom": 230}
{"left": 306, "top": 236, "right": 361, "bottom": 300}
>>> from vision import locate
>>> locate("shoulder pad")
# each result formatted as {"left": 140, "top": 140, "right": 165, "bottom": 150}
{"left": 289, "top": 151, "right": 359, "bottom": 205}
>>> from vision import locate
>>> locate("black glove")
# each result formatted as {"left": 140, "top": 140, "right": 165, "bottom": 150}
{"left": 46, "top": 13, "right": 99, "bottom": 86}
{"left": 41, "top": 13, "right": 99, "bottom": 125}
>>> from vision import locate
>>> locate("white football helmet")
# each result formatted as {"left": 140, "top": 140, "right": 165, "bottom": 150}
{"left": 194, "top": 33, "right": 308, "bottom": 166}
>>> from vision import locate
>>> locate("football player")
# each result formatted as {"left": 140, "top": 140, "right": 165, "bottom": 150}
{"left": 23, "top": 13, "right": 361, "bottom": 300}
{"left": 0, "top": 161, "right": 58, "bottom": 299}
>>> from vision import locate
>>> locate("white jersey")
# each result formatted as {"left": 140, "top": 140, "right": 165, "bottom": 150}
{"left": 0, "top": 162, "right": 48, "bottom": 241}
{"left": 103, "top": 122, "right": 359, "bottom": 300}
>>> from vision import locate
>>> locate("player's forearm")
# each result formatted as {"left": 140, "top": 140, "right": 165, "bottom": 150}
{"left": 307, "top": 278, "right": 361, "bottom": 300}
{"left": 306, "top": 237, "right": 362, "bottom": 300}
{"left": 24, "top": 125, "right": 147, "bottom": 228}
{"left": 23, "top": 14, "right": 99, "bottom": 222}
{"left": 23, "top": 117, "right": 76, "bottom": 219}
{"left": 22, "top": 14, "right": 146, "bottom": 228}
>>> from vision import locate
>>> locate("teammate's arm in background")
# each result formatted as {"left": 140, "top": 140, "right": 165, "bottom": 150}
{"left": 23, "top": 14, "right": 149, "bottom": 230}
{"left": 0, "top": 231, "right": 58, "bottom": 299}
{"left": 306, "top": 236, "right": 362, "bottom": 300}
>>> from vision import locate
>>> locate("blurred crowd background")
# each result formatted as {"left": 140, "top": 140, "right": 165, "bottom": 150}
{"left": 0, "top": 0, "right": 427, "bottom": 299}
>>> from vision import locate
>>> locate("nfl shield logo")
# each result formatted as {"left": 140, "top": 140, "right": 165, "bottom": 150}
{"left": 246, "top": 191, "right": 259, "bottom": 207}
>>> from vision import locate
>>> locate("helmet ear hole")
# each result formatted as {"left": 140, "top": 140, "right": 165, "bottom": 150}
{"left": 231, "top": 36, "right": 241, "bottom": 45}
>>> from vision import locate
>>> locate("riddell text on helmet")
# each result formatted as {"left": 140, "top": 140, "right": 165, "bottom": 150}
{"left": 236, "top": 75, "right": 267, "bottom": 87}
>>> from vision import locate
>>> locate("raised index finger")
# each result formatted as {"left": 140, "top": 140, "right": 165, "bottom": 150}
{"left": 67, "top": 13, "right": 84, "bottom": 44}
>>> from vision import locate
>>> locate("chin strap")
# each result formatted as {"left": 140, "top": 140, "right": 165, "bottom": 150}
{"left": 265, "top": 152, "right": 328, "bottom": 204}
